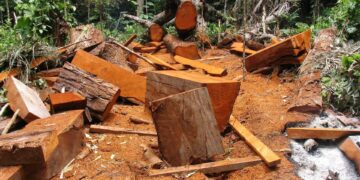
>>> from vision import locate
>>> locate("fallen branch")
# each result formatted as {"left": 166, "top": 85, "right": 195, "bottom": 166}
{"left": 1, "top": 109, "right": 20, "bottom": 135}
{"left": 90, "top": 125, "right": 157, "bottom": 136}
{"left": 123, "top": 34, "right": 138, "bottom": 46}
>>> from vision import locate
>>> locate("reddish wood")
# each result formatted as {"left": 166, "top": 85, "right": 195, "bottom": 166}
{"left": 339, "top": 137, "right": 360, "bottom": 173}
{"left": 175, "top": 0, "right": 197, "bottom": 36}
{"left": 5, "top": 76, "right": 50, "bottom": 122}
{"left": 163, "top": 34, "right": 200, "bottom": 60}
{"left": 124, "top": 34, "right": 138, "bottom": 46}
{"left": 49, "top": 92, "right": 86, "bottom": 112}
{"left": 90, "top": 125, "right": 157, "bottom": 136}
{"left": 146, "top": 71, "right": 240, "bottom": 132}
{"left": 151, "top": 88, "right": 224, "bottom": 166}
{"left": 71, "top": 50, "right": 146, "bottom": 102}
{"left": 0, "top": 166, "right": 24, "bottom": 180}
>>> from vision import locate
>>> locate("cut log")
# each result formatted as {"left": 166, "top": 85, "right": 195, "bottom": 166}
{"left": 53, "top": 63, "right": 120, "bottom": 121}
{"left": 287, "top": 128, "right": 360, "bottom": 140}
{"left": 0, "top": 110, "right": 84, "bottom": 180}
{"left": 0, "top": 166, "right": 24, "bottom": 180}
{"left": 71, "top": 50, "right": 145, "bottom": 102}
{"left": 175, "top": 0, "right": 197, "bottom": 37}
{"left": 229, "top": 116, "right": 281, "bottom": 167}
{"left": 230, "top": 42, "right": 257, "bottom": 55}
{"left": 151, "top": 88, "right": 224, "bottom": 166}
{"left": 123, "top": 14, "right": 165, "bottom": 42}
{"left": 90, "top": 125, "right": 157, "bottom": 136}
{"left": 149, "top": 156, "right": 262, "bottom": 176}
{"left": 174, "top": 55, "right": 227, "bottom": 76}
{"left": 163, "top": 34, "right": 201, "bottom": 60}
{"left": 49, "top": 92, "right": 86, "bottom": 113}
{"left": 146, "top": 71, "right": 240, "bottom": 131}
{"left": 289, "top": 28, "right": 337, "bottom": 114}
{"left": 339, "top": 136, "right": 360, "bottom": 173}
{"left": 245, "top": 30, "right": 311, "bottom": 72}
{"left": 99, "top": 42, "right": 135, "bottom": 72}
{"left": 5, "top": 76, "right": 50, "bottom": 122}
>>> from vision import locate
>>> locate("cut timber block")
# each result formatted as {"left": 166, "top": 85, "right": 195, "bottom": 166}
{"left": 149, "top": 156, "right": 261, "bottom": 176}
{"left": 229, "top": 116, "right": 281, "bottom": 167}
{"left": 5, "top": 76, "right": 50, "bottom": 122}
{"left": 287, "top": 128, "right": 360, "bottom": 140}
{"left": 0, "top": 166, "right": 24, "bottom": 180}
{"left": 53, "top": 63, "right": 120, "bottom": 121}
{"left": 150, "top": 88, "right": 224, "bottom": 166}
{"left": 49, "top": 92, "right": 86, "bottom": 112}
{"left": 71, "top": 49, "right": 146, "bottom": 102}
{"left": 230, "top": 42, "right": 257, "bottom": 55}
{"left": 146, "top": 71, "right": 240, "bottom": 131}
{"left": 174, "top": 55, "right": 227, "bottom": 76}
{"left": 339, "top": 136, "right": 360, "bottom": 173}
{"left": 245, "top": 30, "right": 311, "bottom": 72}
{"left": 23, "top": 110, "right": 84, "bottom": 179}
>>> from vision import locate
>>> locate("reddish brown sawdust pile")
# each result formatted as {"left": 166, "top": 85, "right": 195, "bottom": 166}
{"left": 53, "top": 49, "right": 301, "bottom": 180}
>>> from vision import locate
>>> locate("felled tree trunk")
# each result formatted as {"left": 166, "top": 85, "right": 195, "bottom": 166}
{"left": 124, "top": 14, "right": 165, "bottom": 42}
{"left": 289, "top": 28, "right": 337, "bottom": 113}
{"left": 53, "top": 63, "right": 120, "bottom": 121}
{"left": 163, "top": 34, "right": 201, "bottom": 60}
{"left": 175, "top": 0, "right": 197, "bottom": 38}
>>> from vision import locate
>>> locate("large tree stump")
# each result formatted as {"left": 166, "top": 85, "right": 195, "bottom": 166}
{"left": 71, "top": 50, "right": 146, "bottom": 102}
{"left": 0, "top": 110, "right": 84, "bottom": 179}
{"left": 146, "top": 70, "right": 240, "bottom": 131}
{"left": 151, "top": 88, "right": 224, "bottom": 166}
{"left": 53, "top": 63, "right": 120, "bottom": 121}
{"left": 163, "top": 34, "right": 201, "bottom": 60}
{"left": 5, "top": 76, "right": 50, "bottom": 122}
{"left": 289, "top": 28, "right": 337, "bottom": 113}
{"left": 124, "top": 14, "right": 165, "bottom": 42}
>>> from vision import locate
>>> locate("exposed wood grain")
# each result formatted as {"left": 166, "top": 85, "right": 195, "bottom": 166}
{"left": 163, "top": 34, "right": 201, "bottom": 60}
{"left": 151, "top": 88, "right": 224, "bottom": 166}
{"left": 174, "top": 55, "right": 226, "bottom": 76}
{"left": 53, "top": 63, "right": 120, "bottom": 121}
{"left": 49, "top": 92, "right": 86, "bottom": 112}
{"left": 339, "top": 137, "right": 360, "bottom": 173}
{"left": 287, "top": 128, "right": 360, "bottom": 140}
{"left": 149, "top": 156, "right": 262, "bottom": 176}
{"left": 229, "top": 116, "right": 281, "bottom": 167}
{"left": 144, "top": 54, "right": 179, "bottom": 70}
{"left": 0, "top": 166, "right": 24, "bottom": 180}
{"left": 6, "top": 76, "right": 50, "bottom": 122}
{"left": 230, "top": 42, "right": 257, "bottom": 55}
{"left": 90, "top": 125, "right": 157, "bottom": 136}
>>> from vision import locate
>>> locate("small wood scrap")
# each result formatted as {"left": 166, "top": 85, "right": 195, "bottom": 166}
{"left": 146, "top": 71, "right": 240, "bottom": 132}
{"left": 90, "top": 125, "right": 157, "bottom": 136}
{"left": 0, "top": 166, "right": 24, "bottom": 180}
{"left": 124, "top": 34, "right": 138, "bottom": 46}
{"left": 174, "top": 55, "right": 227, "bottom": 76}
{"left": 53, "top": 63, "right": 120, "bottom": 121}
{"left": 245, "top": 30, "right": 312, "bottom": 72}
{"left": 71, "top": 49, "right": 145, "bottom": 102}
{"left": 287, "top": 128, "right": 360, "bottom": 140}
{"left": 230, "top": 42, "right": 257, "bottom": 55}
{"left": 141, "top": 144, "right": 164, "bottom": 169}
{"left": 1, "top": 109, "right": 20, "bottom": 135}
{"left": 5, "top": 76, "right": 50, "bottom": 122}
{"left": 49, "top": 92, "right": 86, "bottom": 113}
{"left": 150, "top": 88, "right": 224, "bottom": 166}
{"left": 130, "top": 116, "right": 152, "bottom": 124}
{"left": 124, "top": 14, "right": 164, "bottom": 42}
{"left": 163, "top": 34, "right": 201, "bottom": 60}
{"left": 229, "top": 116, "right": 281, "bottom": 167}
{"left": 143, "top": 53, "right": 179, "bottom": 70}
{"left": 149, "top": 156, "right": 262, "bottom": 176}
{"left": 36, "top": 68, "right": 62, "bottom": 77}
{"left": 339, "top": 136, "right": 360, "bottom": 173}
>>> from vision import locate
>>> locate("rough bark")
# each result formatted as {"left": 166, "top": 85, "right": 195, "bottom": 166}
{"left": 163, "top": 34, "right": 201, "bottom": 60}
{"left": 53, "top": 63, "right": 120, "bottom": 121}
{"left": 124, "top": 14, "right": 165, "bottom": 42}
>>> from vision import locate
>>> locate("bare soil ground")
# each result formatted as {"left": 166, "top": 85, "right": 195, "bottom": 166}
{"left": 54, "top": 49, "right": 303, "bottom": 180}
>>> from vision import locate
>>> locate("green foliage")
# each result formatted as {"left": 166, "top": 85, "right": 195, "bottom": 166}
{"left": 14, "top": 0, "right": 76, "bottom": 39}
{"left": 322, "top": 53, "right": 360, "bottom": 115}
{"left": 207, "top": 23, "right": 236, "bottom": 44}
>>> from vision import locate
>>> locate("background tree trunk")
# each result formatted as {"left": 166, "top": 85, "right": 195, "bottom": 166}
{"left": 137, "top": 0, "right": 144, "bottom": 16}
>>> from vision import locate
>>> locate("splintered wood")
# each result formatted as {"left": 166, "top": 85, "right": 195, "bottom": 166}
{"left": 174, "top": 55, "right": 227, "bottom": 76}
{"left": 0, "top": 110, "right": 84, "bottom": 179}
{"left": 150, "top": 88, "right": 224, "bottom": 166}
{"left": 146, "top": 71, "right": 240, "bottom": 131}
{"left": 71, "top": 50, "right": 146, "bottom": 102}
{"left": 53, "top": 62, "right": 120, "bottom": 121}
{"left": 229, "top": 116, "right": 281, "bottom": 167}
{"left": 245, "top": 30, "right": 311, "bottom": 72}
{"left": 287, "top": 128, "right": 360, "bottom": 140}
{"left": 6, "top": 76, "right": 50, "bottom": 122}
{"left": 149, "top": 156, "right": 262, "bottom": 176}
